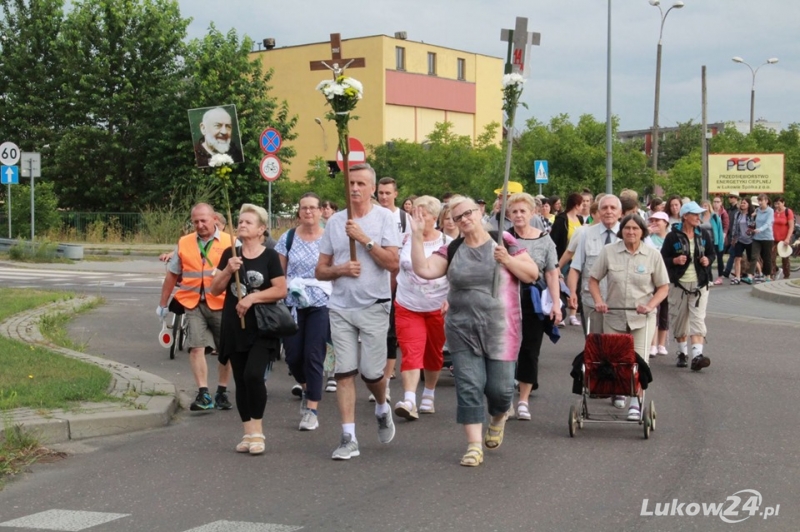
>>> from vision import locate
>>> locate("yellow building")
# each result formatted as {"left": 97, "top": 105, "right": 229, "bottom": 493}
{"left": 251, "top": 34, "right": 504, "bottom": 179}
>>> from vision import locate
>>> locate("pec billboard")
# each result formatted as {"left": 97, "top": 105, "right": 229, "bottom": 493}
{"left": 708, "top": 153, "right": 784, "bottom": 194}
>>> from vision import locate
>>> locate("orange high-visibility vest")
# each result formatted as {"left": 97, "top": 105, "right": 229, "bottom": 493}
{"left": 174, "top": 231, "right": 232, "bottom": 310}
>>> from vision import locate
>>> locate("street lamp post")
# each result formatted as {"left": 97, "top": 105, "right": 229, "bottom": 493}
{"left": 731, "top": 56, "right": 779, "bottom": 133}
{"left": 649, "top": 0, "right": 684, "bottom": 173}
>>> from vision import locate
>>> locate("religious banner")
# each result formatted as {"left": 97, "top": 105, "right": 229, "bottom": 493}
{"left": 188, "top": 104, "right": 245, "bottom": 168}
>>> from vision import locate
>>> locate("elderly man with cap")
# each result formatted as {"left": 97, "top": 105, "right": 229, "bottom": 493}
{"left": 661, "top": 201, "right": 714, "bottom": 371}
{"left": 490, "top": 181, "right": 545, "bottom": 232}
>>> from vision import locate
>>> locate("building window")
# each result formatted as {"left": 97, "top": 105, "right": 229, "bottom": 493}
{"left": 457, "top": 58, "right": 466, "bottom": 80}
{"left": 395, "top": 47, "right": 405, "bottom": 71}
{"left": 427, "top": 52, "right": 436, "bottom": 75}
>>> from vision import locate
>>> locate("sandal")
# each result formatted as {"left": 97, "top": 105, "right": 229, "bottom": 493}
{"left": 248, "top": 433, "right": 266, "bottom": 455}
{"left": 419, "top": 396, "right": 435, "bottom": 414}
{"left": 460, "top": 444, "right": 484, "bottom": 467}
{"left": 236, "top": 434, "right": 255, "bottom": 453}
{"left": 713, "top": 278, "right": 723, "bottom": 285}
{"left": 484, "top": 413, "right": 508, "bottom": 450}
{"left": 516, "top": 402, "right": 531, "bottom": 421}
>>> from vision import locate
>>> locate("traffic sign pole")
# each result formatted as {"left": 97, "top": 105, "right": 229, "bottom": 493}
{"left": 7, "top": 183, "right": 10, "bottom": 238}
{"left": 29, "top": 157, "right": 34, "bottom": 240}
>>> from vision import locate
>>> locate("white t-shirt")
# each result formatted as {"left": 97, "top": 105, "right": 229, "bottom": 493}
{"left": 396, "top": 232, "right": 453, "bottom": 312}
{"left": 386, "top": 206, "right": 411, "bottom": 238}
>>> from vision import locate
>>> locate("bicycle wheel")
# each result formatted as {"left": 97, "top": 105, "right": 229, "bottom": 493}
{"left": 169, "top": 314, "right": 178, "bottom": 360}
{"left": 177, "top": 315, "right": 187, "bottom": 352}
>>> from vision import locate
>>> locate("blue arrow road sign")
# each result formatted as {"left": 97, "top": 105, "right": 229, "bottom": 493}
{"left": 1, "top": 165, "right": 18, "bottom": 185}
{"left": 534, "top": 160, "right": 549, "bottom": 184}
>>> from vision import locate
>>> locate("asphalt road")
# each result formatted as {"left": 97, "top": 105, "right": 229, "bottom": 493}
{"left": 0, "top": 264, "right": 798, "bottom": 531}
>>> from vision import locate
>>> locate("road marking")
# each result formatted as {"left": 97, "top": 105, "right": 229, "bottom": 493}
{"left": 0, "top": 509, "right": 129, "bottom": 531}
{"left": 182, "top": 521, "right": 302, "bottom": 532}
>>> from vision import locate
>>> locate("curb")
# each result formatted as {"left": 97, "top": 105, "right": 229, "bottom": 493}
{"left": 0, "top": 297, "right": 179, "bottom": 444}
{"left": 750, "top": 279, "right": 800, "bottom": 306}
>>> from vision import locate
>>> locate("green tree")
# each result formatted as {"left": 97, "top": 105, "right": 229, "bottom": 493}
{"left": 369, "top": 121, "right": 504, "bottom": 201}
{"left": 181, "top": 25, "right": 297, "bottom": 212}
{"left": 7, "top": 181, "right": 61, "bottom": 238}
{"left": 515, "top": 114, "right": 652, "bottom": 198}
{"left": 656, "top": 120, "right": 703, "bottom": 171}
{"left": 0, "top": 0, "right": 65, "bottom": 157}
{"left": 51, "top": 0, "right": 189, "bottom": 210}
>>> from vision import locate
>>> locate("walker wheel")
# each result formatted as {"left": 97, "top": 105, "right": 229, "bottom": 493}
{"left": 649, "top": 400, "right": 656, "bottom": 431}
{"left": 569, "top": 405, "right": 577, "bottom": 437}
{"left": 643, "top": 408, "right": 651, "bottom": 439}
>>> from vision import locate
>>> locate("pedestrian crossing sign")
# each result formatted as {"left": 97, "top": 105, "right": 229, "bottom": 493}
{"left": 535, "top": 160, "right": 549, "bottom": 184}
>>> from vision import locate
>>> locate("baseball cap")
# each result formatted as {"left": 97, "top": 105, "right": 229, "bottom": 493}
{"left": 648, "top": 211, "right": 669, "bottom": 223}
{"left": 679, "top": 201, "right": 706, "bottom": 217}
{"left": 494, "top": 181, "right": 524, "bottom": 196}
{"left": 476, "top": 199, "right": 486, "bottom": 205}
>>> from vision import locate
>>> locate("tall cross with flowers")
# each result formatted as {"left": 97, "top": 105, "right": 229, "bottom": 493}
{"left": 493, "top": 17, "right": 541, "bottom": 296}
{"left": 311, "top": 33, "right": 366, "bottom": 260}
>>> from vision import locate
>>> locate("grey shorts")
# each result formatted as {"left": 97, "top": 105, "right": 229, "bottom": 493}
{"left": 185, "top": 301, "right": 222, "bottom": 351}
{"left": 329, "top": 301, "right": 391, "bottom": 382}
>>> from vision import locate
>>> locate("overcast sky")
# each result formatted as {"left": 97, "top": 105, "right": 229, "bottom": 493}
{"left": 177, "top": 0, "right": 799, "bottom": 132}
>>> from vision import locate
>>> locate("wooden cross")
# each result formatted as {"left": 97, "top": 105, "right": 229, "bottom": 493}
{"left": 309, "top": 33, "right": 366, "bottom": 76}
{"left": 310, "top": 33, "right": 367, "bottom": 260}
{"left": 500, "top": 17, "right": 541, "bottom": 75}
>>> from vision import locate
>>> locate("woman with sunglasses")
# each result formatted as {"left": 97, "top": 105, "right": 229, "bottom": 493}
{"left": 410, "top": 195, "right": 538, "bottom": 467}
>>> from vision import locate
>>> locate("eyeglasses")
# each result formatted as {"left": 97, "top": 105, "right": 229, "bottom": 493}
{"left": 452, "top": 209, "right": 476, "bottom": 223}
{"left": 299, "top": 206, "right": 319, "bottom": 211}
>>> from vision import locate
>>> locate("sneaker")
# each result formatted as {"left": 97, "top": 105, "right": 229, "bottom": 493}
{"left": 657, "top": 345, "right": 669, "bottom": 356}
{"left": 676, "top": 352, "right": 688, "bottom": 368}
{"left": 649, "top": 345, "right": 658, "bottom": 357}
{"left": 627, "top": 405, "right": 641, "bottom": 421}
{"left": 291, "top": 384, "right": 303, "bottom": 398}
{"left": 557, "top": 320, "right": 566, "bottom": 328}
{"left": 516, "top": 401, "right": 531, "bottom": 421}
{"left": 376, "top": 412, "right": 396, "bottom": 444}
{"left": 612, "top": 396, "right": 626, "bottom": 409}
{"left": 690, "top": 355, "right": 711, "bottom": 371}
{"left": 214, "top": 391, "right": 232, "bottom": 410}
{"left": 190, "top": 391, "right": 214, "bottom": 411}
{"left": 331, "top": 433, "right": 360, "bottom": 460}
{"left": 325, "top": 378, "right": 337, "bottom": 393}
{"left": 299, "top": 410, "right": 319, "bottom": 431}
{"left": 568, "top": 315, "right": 582, "bottom": 326}
{"left": 713, "top": 277, "right": 724, "bottom": 285}
{"left": 394, "top": 400, "right": 419, "bottom": 420}
{"left": 741, "top": 276, "right": 753, "bottom": 285}
{"left": 368, "top": 393, "right": 376, "bottom": 402}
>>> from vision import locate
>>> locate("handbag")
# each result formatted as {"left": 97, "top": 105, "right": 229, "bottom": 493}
{"left": 241, "top": 260, "right": 298, "bottom": 338}
{"left": 253, "top": 302, "right": 298, "bottom": 338}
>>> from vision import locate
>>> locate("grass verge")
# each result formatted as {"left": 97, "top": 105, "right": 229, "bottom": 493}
{"left": 0, "top": 422, "right": 66, "bottom": 488}
{"left": 0, "top": 289, "right": 112, "bottom": 411}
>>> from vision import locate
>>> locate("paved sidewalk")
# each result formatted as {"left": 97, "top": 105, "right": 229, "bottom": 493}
{"left": 0, "top": 297, "right": 178, "bottom": 444}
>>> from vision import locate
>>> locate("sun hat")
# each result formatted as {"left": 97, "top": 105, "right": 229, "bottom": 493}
{"left": 679, "top": 201, "right": 706, "bottom": 217}
{"left": 494, "top": 181, "right": 524, "bottom": 196}
{"left": 728, "top": 191, "right": 740, "bottom": 198}
{"left": 778, "top": 241, "right": 793, "bottom": 259}
{"left": 648, "top": 211, "right": 670, "bottom": 223}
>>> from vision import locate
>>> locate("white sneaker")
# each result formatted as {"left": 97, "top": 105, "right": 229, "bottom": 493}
{"left": 299, "top": 410, "right": 319, "bottom": 431}
{"left": 657, "top": 345, "right": 668, "bottom": 356}
{"left": 627, "top": 406, "right": 641, "bottom": 421}
{"left": 612, "top": 396, "right": 626, "bottom": 409}
{"left": 649, "top": 345, "right": 658, "bottom": 357}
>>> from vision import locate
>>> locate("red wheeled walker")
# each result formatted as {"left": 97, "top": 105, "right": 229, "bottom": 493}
{"left": 569, "top": 311, "right": 655, "bottom": 439}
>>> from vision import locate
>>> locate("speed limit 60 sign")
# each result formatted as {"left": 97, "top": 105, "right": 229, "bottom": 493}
{"left": 0, "top": 142, "right": 20, "bottom": 166}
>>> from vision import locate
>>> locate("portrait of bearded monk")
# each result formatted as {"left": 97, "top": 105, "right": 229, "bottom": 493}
{"left": 191, "top": 105, "right": 245, "bottom": 168}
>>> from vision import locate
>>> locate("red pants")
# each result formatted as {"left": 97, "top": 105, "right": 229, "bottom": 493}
{"left": 394, "top": 302, "right": 445, "bottom": 372}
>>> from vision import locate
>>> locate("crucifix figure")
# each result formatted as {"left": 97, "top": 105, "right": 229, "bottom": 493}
{"left": 310, "top": 33, "right": 367, "bottom": 259}
{"left": 310, "top": 33, "right": 366, "bottom": 76}
{"left": 500, "top": 17, "right": 541, "bottom": 76}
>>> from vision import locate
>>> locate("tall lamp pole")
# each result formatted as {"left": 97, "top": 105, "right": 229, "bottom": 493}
{"left": 731, "top": 56, "right": 779, "bottom": 133}
{"left": 605, "top": 0, "right": 613, "bottom": 194}
{"left": 649, "top": 0, "right": 684, "bottom": 173}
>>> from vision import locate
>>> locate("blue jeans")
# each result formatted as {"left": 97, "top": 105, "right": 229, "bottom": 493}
{"left": 451, "top": 349, "right": 515, "bottom": 425}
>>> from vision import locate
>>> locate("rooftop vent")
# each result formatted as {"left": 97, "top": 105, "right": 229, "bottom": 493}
{"left": 394, "top": 31, "right": 407, "bottom": 40}
{"left": 263, "top": 38, "right": 276, "bottom": 50}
